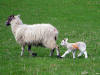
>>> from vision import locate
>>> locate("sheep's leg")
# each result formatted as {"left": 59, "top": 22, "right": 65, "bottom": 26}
{"left": 21, "top": 45, "right": 25, "bottom": 56}
{"left": 61, "top": 49, "right": 71, "bottom": 58}
{"left": 72, "top": 50, "right": 76, "bottom": 59}
{"left": 28, "top": 45, "right": 37, "bottom": 56}
{"left": 56, "top": 46, "right": 61, "bottom": 57}
{"left": 28, "top": 45, "right": 32, "bottom": 55}
{"left": 49, "top": 48, "right": 55, "bottom": 56}
{"left": 83, "top": 51, "right": 88, "bottom": 59}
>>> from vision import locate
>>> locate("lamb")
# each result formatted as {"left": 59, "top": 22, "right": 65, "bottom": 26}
{"left": 60, "top": 38, "right": 88, "bottom": 59}
{"left": 6, "top": 15, "right": 61, "bottom": 57}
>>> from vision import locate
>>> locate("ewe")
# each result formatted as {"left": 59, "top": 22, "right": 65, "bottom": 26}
{"left": 6, "top": 15, "right": 61, "bottom": 57}
{"left": 61, "top": 38, "right": 88, "bottom": 59}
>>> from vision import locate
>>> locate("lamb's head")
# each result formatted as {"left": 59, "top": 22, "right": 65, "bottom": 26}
{"left": 61, "top": 38, "right": 68, "bottom": 46}
{"left": 6, "top": 15, "right": 23, "bottom": 26}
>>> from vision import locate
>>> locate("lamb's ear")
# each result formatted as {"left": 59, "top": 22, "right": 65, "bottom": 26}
{"left": 64, "top": 38, "right": 66, "bottom": 41}
{"left": 65, "top": 38, "right": 68, "bottom": 41}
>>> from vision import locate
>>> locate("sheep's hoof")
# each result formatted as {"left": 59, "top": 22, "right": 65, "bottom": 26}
{"left": 59, "top": 57, "right": 63, "bottom": 58}
{"left": 57, "top": 55, "right": 62, "bottom": 58}
{"left": 32, "top": 53, "right": 37, "bottom": 56}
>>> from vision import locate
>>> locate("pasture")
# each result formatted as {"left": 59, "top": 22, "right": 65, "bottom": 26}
{"left": 0, "top": 0, "right": 100, "bottom": 75}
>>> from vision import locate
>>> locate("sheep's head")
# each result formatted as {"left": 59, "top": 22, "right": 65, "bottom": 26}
{"left": 6, "top": 15, "right": 15, "bottom": 26}
{"left": 61, "top": 38, "right": 68, "bottom": 46}
{"left": 6, "top": 15, "right": 23, "bottom": 26}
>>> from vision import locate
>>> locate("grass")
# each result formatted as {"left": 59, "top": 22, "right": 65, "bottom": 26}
{"left": 0, "top": 0, "right": 100, "bottom": 75}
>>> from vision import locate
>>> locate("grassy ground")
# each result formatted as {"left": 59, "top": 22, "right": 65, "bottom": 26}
{"left": 0, "top": 0, "right": 100, "bottom": 75}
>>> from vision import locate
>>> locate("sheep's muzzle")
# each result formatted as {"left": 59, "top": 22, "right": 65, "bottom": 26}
{"left": 6, "top": 15, "right": 15, "bottom": 26}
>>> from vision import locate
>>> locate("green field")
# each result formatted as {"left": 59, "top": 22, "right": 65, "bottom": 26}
{"left": 0, "top": 0, "right": 100, "bottom": 75}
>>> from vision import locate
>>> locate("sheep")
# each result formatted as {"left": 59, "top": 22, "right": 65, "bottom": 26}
{"left": 60, "top": 38, "right": 88, "bottom": 59}
{"left": 6, "top": 15, "right": 61, "bottom": 57}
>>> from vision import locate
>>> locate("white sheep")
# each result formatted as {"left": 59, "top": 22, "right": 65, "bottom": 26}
{"left": 6, "top": 15, "right": 61, "bottom": 57}
{"left": 61, "top": 38, "right": 88, "bottom": 59}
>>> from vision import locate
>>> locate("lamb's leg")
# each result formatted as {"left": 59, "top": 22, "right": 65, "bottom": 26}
{"left": 83, "top": 51, "right": 88, "bottom": 59}
{"left": 56, "top": 46, "right": 61, "bottom": 57}
{"left": 28, "top": 45, "right": 37, "bottom": 56}
{"left": 21, "top": 45, "right": 25, "bottom": 56}
{"left": 77, "top": 52, "right": 83, "bottom": 57}
{"left": 49, "top": 48, "right": 55, "bottom": 56}
{"left": 61, "top": 49, "right": 71, "bottom": 58}
{"left": 72, "top": 50, "right": 76, "bottom": 59}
